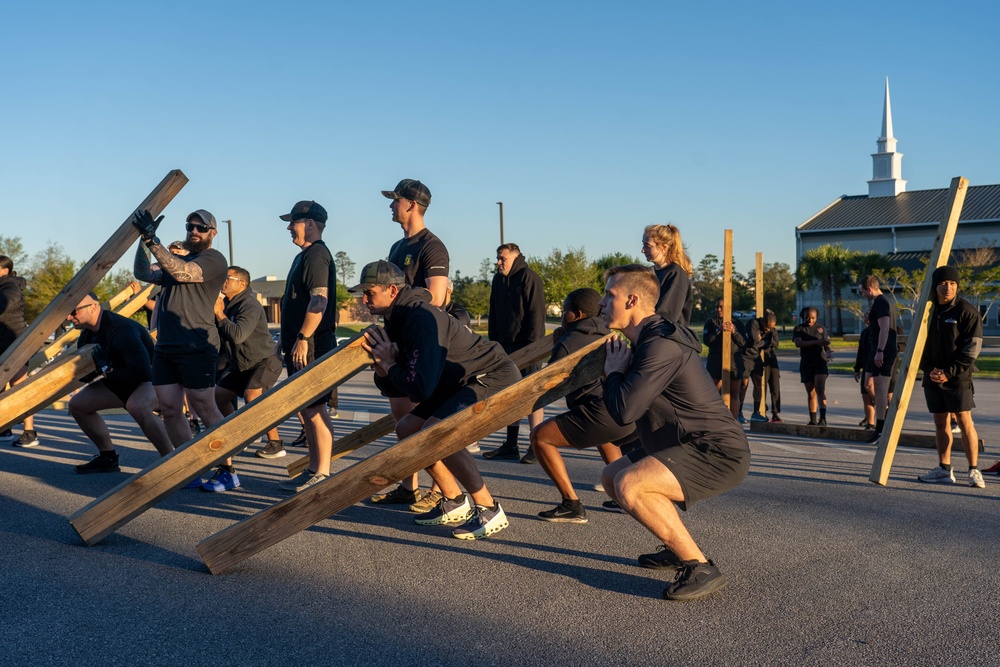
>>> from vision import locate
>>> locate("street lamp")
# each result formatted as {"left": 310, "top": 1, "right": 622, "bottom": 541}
{"left": 219, "top": 219, "right": 234, "bottom": 265}
{"left": 496, "top": 202, "right": 504, "bottom": 245}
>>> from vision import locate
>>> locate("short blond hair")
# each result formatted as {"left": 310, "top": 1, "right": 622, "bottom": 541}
{"left": 603, "top": 264, "right": 659, "bottom": 308}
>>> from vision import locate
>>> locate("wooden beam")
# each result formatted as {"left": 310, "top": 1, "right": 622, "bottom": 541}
{"left": 870, "top": 176, "right": 969, "bottom": 485}
{"left": 68, "top": 329, "right": 375, "bottom": 546}
{"left": 285, "top": 333, "right": 556, "bottom": 477}
{"left": 721, "top": 230, "right": 733, "bottom": 407}
{"left": 0, "top": 171, "right": 187, "bottom": 387}
{"left": 0, "top": 345, "right": 96, "bottom": 432}
{"left": 755, "top": 252, "right": 767, "bottom": 416}
{"left": 28, "top": 284, "right": 156, "bottom": 371}
{"left": 196, "top": 334, "right": 611, "bottom": 574}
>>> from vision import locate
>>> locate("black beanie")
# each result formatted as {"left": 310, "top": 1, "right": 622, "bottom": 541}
{"left": 931, "top": 265, "right": 960, "bottom": 288}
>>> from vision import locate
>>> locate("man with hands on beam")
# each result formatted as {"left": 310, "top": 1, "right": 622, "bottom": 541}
{"left": 355, "top": 260, "right": 520, "bottom": 539}
{"left": 132, "top": 209, "right": 228, "bottom": 485}
{"left": 598, "top": 264, "right": 750, "bottom": 601}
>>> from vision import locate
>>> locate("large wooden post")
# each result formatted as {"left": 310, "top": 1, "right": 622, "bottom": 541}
{"left": 721, "top": 230, "right": 733, "bottom": 408}
{"left": 0, "top": 345, "right": 97, "bottom": 432}
{"left": 68, "top": 329, "right": 376, "bottom": 545}
{"left": 870, "top": 176, "right": 969, "bottom": 484}
{"left": 196, "top": 334, "right": 611, "bottom": 574}
{"left": 0, "top": 171, "right": 188, "bottom": 387}
{"left": 755, "top": 252, "right": 768, "bottom": 416}
{"left": 285, "top": 333, "right": 556, "bottom": 478}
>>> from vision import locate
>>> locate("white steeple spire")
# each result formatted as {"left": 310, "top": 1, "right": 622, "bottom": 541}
{"left": 868, "top": 77, "right": 906, "bottom": 197}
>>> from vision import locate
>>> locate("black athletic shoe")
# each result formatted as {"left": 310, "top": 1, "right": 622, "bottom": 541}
{"left": 483, "top": 445, "right": 519, "bottom": 460}
{"left": 818, "top": 418, "right": 827, "bottom": 427}
{"left": 520, "top": 449, "right": 537, "bottom": 464}
{"left": 538, "top": 500, "right": 588, "bottom": 524}
{"left": 663, "top": 560, "right": 728, "bottom": 601}
{"left": 291, "top": 429, "right": 307, "bottom": 446}
{"left": 638, "top": 545, "right": 684, "bottom": 570}
{"left": 602, "top": 499, "right": 627, "bottom": 514}
{"left": 75, "top": 454, "right": 121, "bottom": 474}
{"left": 12, "top": 431, "right": 39, "bottom": 448}
{"left": 866, "top": 431, "right": 882, "bottom": 444}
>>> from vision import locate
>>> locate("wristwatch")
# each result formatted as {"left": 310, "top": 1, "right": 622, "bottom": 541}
{"left": 296, "top": 332, "right": 311, "bottom": 341}
{"left": 144, "top": 236, "right": 160, "bottom": 248}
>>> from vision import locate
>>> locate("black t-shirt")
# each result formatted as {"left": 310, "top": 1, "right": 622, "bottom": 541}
{"left": 78, "top": 309, "right": 154, "bottom": 386}
{"left": 281, "top": 240, "right": 337, "bottom": 351}
{"left": 388, "top": 228, "right": 449, "bottom": 289}
{"left": 867, "top": 294, "right": 898, "bottom": 357}
{"left": 793, "top": 322, "right": 830, "bottom": 364}
{"left": 156, "top": 248, "right": 228, "bottom": 352}
{"left": 654, "top": 263, "right": 693, "bottom": 327}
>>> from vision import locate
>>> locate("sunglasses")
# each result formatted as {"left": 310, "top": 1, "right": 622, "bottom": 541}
{"left": 185, "top": 222, "right": 212, "bottom": 233}
{"left": 70, "top": 303, "right": 97, "bottom": 317}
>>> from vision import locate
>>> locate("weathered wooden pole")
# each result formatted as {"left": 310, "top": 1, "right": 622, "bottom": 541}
{"left": 755, "top": 252, "right": 768, "bottom": 416}
{"left": 721, "top": 230, "right": 733, "bottom": 408}
{"left": 0, "top": 345, "right": 97, "bottom": 432}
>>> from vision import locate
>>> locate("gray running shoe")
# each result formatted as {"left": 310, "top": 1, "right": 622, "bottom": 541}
{"left": 414, "top": 494, "right": 473, "bottom": 525}
{"left": 453, "top": 504, "right": 509, "bottom": 540}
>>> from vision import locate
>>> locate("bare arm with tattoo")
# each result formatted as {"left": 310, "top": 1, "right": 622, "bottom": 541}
{"left": 133, "top": 244, "right": 163, "bottom": 284}
{"left": 148, "top": 242, "right": 206, "bottom": 283}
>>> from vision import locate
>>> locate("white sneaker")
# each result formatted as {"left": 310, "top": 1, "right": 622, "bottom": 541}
{"left": 917, "top": 466, "right": 955, "bottom": 484}
{"left": 969, "top": 469, "right": 986, "bottom": 489}
{"left": 453, "top": 503, "right": 509, "bottom": 540}
{"left": 466, "top": 442, "right": 481, "bottom": 454}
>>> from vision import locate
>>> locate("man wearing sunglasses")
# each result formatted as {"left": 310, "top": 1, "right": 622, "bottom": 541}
{"left": 67, "top": 292, "right": 174, "bottom": 473}
{"left": 132, "top": 209, "right": 229, "bottom": 459}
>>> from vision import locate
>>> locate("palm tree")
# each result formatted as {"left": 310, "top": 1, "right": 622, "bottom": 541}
{"left": 797, "top": 244, "right": 856, "bottom": 334}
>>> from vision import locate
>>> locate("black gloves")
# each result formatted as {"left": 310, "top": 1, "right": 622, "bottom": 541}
{"left": 132, "top": 209, "right": 164, "bottom": 245}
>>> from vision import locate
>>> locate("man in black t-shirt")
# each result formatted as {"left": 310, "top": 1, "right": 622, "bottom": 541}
{"left": 133, "top": 208, "right": 228, "bottom": 459}
{"left": 275, "top": 200, "right": 338, "bottom": 495}
{"left": 66, "top": 292, "right": 174, "bottom": 474}
{"left": 860, "top": 275, "right": 898, "bottom": 440}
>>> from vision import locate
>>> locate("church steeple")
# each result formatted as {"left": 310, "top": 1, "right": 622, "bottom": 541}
{"left": 868, "top": 77, "right": 907, "bottom": 198}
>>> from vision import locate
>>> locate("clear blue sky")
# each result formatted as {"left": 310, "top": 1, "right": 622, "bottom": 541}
{"left": 2, "top": 1, "right": 998, "bottom": 285}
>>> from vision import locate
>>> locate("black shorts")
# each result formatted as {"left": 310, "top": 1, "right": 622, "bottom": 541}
{"left": 152, "top": 348, "right": 218, "bottom": 390}
{"left": 283, "top": 329, "right": 336, "bottom": 408}
{"left": 98, "top": 377, "right": 144, "bottom": 406}
{"left": 866, "top": 349, "right": 897, "bottom": 378}
{"left": 923, "top": 381, "right": 975, "bottom": 414}
{"left": 799, "top": 358, "right": 828, "bottom": 383}
{"left": 217, "top": 355, "right": 282, "bottom": 397}
{"left": 632, "top": 441, "right": 749, "bottom": 512}
{"left": 555, "top": 397, "right": 638, "bottom": 449}
{"left": 411, "top": 361, "right": 521, "bottom": 421}
{"left": 707, "top": 356, "right": 745, "bottom": 382}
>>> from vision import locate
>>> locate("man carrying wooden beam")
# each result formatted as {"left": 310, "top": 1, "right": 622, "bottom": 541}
{"left": 66, "top": 292, "right": 174, "bottom": 472}
{"left": 598, "top": 265, "right": 750, "bottom": 601}
{"left": 275, "top": 201, "right": 338, "bottom": 494}
{"left": 916, "top": 266, "right": 986, "bottom": 488}
{"left": 355, "top": 260, "right": 521, "bottom": 539}
{"left": 132, "top": 209, "right": 229, "bottom": 469}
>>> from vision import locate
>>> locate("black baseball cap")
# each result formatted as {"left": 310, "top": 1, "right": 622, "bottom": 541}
{"left": 381, "top": 179, "right": 431, "bottom": 208}
{"left": 186, "top": 210, "right": 217, "bottom": 229}
{"left": 280, "top": 200, "right": 328, "bottom": 224}
{"left": 349, "top": 260, "right": 406, "bottom": 293}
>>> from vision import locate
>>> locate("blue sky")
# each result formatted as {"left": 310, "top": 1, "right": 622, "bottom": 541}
{"left": 2, "top": 1, "right": 998, "bottom": 285}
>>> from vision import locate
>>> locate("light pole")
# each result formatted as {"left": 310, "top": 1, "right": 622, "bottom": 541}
{"left": 496, "top": 202, "right": 504, "bottom": 245}
{"left": 219, "top": 219, "right": 234, "bottom": 265}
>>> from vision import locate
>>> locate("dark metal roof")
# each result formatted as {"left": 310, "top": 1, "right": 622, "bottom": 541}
{"left": 799, "top": 183, "right": 1000, "bottom": 232}
{"left": 883, "top": 250, "right": 1000, "bottom": 274}
{"left": 250, "top": 278, "right": 286, "bottom": 299}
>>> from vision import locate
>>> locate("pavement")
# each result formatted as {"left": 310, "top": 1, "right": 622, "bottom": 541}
{"left": 1, "top": 367, "right": 999, "bottom": 666}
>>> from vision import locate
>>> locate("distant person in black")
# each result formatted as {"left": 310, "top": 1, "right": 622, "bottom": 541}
{"left": 356, "top": 260, "right": 520, "bottom": 539}
{"left": 530, "top": 288, "right": 635, "bottom": 524}
{"left": 640, "top": 224, "right": 694, "bottom": 326}
{"left": 859, "top": 275, "right": 899, "bottom": 440}
{"left": 599, "top": 264, "right": 749, "bottom": 601}
{"left": 792, "top": 306, "right": 832, "bottom": 426}
{"left": 66, "top": 292, "right": 174, "bottom": 473}
{"left": 0, "top": 254, "right": 37, "bottom": 446}
{"left": 275, "top": 200, "right": 338, "bottom": 495}
{"left": 853, "top": 319, "right": 876, "bottom": 430}
{"left": 133, "top": 208, "right": 228, "bottom": 454}
{"left": 372, "top": 178, "right": 460, "bottom": 507}
{"left": 702, "top": 298, "right": 747, "bottom": 419}
{"left": 746, "top": 310, "right": 782, "bottom": 423}
{"left": 484, "top": 242, "right": 547, "bottom": 462}
{"left": 917, "top": 266, "right": 986, "bottom": 488}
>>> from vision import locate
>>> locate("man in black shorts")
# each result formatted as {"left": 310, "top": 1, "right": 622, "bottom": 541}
{"left": 860, "top": 275, "right": 899, "bottom": 440}
{"left": 530, "top": 288, "right": 636, "bottom": 523}
{"left": 196, "top": 266, "right": 285, "bottom": 492}
{"left": 275, "top": 200, "right": 337, "bottom": 494}
{"left": 484, "top": 242, "right": 547, "bottom": 462}
{"left": 66, "top": 292, "right": 174, "bottom": 473}
{"left": 132, "top": 209, "right": 228, "bottom": 462}
{"left": 355, "top": 260, "right": 520, "bottom": 539}
{"left": 917, "top": 266, "right": 985, "bottom": 488}
{"left": 599, "top": 265, "right": 749, "bottom": 601}
{"left": 372, "top": 179, "right": 459, "bottom": 507}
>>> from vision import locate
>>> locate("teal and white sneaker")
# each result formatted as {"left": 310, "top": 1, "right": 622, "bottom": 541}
{"left": 453, "top": 504, "right": 509, "bottom": 540}
{"left": 414, "top": 494, "right": 473, "bottom": 526}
